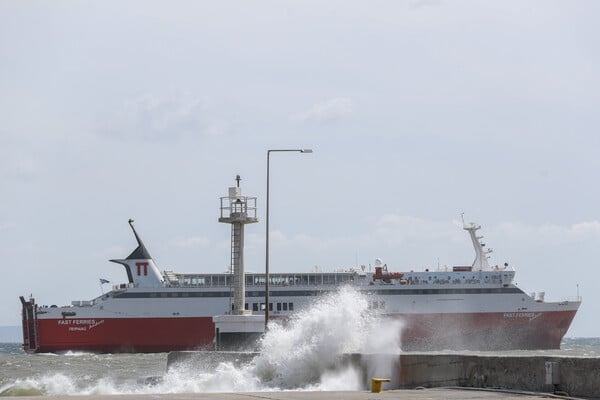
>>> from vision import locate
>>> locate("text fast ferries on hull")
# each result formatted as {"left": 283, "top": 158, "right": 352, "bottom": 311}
{"left": 20, "top": 221, "right": 580, "bottom": 353}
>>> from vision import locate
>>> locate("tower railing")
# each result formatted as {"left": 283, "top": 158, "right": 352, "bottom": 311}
{"left": 219, "top": 196, "right": 257, "bottom": 221}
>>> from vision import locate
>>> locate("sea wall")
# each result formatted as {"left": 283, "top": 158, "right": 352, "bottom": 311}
{"left": 167, "top": 351, "right": 600, "bottom": 398}
{"left": 393, "top": 353, "right": 600, "bottom": 398}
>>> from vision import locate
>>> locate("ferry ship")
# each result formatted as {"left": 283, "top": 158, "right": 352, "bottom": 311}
{"left": 20, "top": 221, "right": 580, "bottom": 353}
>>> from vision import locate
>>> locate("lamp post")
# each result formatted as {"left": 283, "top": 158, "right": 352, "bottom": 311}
{"left": 265, "top": 148, "right": 313, "bottom": 330}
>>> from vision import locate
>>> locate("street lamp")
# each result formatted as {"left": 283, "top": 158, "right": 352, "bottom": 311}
{"left": 265, "top": 148, "right": 313, "bottom": 330}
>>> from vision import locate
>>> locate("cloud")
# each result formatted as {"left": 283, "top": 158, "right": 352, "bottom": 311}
{"left": 169, "top": 235, "right": 211, "bottom": 249}
{"left": 244, "top": 232, "right": 265, "bottom": 253}
{"left": 494, "top": 220, "right": 600, "bottom": 245}
{"left": 0, "top": 157, "right": 39, "bottom": 181}
{"left": 295, "top": 97, "right": 354, "bottom": 123}
{"left": 409, "top": 0, "right": 444, "bottom": 9}
{"left": 93, "top": 246, "right": 127, "bottom": 260}
{"left": 374, "top": 214, "right": 464, "bottom": 245}
{"left": 0, "top": 222, "right": 17, "bottom": 231}
{"left": 106, "top": 92, "right": 234, "bottom": 141}
{"left": 0, "top": 132, "right": 40, "bottom": 181}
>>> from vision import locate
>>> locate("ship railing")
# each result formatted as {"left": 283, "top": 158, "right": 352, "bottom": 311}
{"left": 563, "top": 296, "right": 582, "bottom": 303}
{"left": 112, "top": 283, "right": 135, "bottom": 291}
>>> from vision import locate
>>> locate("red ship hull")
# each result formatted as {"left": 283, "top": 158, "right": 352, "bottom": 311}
{"left": 396, "top": 309, "right": 578, "bottom": 351}
{"left": 33, "top": 316, "right": 215, "bottom": 353}
{"left": 25, "top": 309, "right": 577, "bottom": 353}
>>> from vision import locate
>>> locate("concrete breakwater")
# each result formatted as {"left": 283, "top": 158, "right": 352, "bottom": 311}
{"left": 396, "top": 353, "right": 600, "bottom": 398}
{"left": 167, "top": 351, "right": 600, "bottom": 398}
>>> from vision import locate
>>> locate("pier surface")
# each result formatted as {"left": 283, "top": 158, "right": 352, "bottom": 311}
{"left": 0, "top": 389, "right": 571, "bottom": 400}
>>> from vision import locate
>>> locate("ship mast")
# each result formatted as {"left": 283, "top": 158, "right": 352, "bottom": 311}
{"left": 462, "top": 219, "right": 493, "bottom": 271}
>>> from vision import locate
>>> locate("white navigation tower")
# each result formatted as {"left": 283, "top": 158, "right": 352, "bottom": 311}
{"left": 218, "top": 175, "right": 258, "bottom": 315}
{"left": 213, "top": 176, "right": 263, "bottom": 350}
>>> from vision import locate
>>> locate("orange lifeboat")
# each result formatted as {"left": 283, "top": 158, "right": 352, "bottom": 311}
{"left": 373, "top": 265, "right": 404, "bottom": 281}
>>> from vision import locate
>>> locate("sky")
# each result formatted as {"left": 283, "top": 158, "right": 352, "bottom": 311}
{"left": 1, "top": 1, "right": 599, "bottom": 338}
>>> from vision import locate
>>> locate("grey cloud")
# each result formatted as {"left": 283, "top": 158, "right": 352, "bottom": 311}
{"left": 295, "top": 97, "right": 354, "bottom": 124}
{"left": 409, "top": 0, "right": 444, "bottom": 9}
{"left": 0, "top": 132, "right": 40, "bottom": 181}
{"left": 105, "top": 92, "right": 234, "bottom": 142}
{"left": 169, "top": 235, "right": 211, "bottom": 249}
{"left": 0, "top": 222, "right": 17, "bottom": 231}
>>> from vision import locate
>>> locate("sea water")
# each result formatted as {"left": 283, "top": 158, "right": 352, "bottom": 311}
{"left": 1, "top": 287, "right": 598, "bottom": 396}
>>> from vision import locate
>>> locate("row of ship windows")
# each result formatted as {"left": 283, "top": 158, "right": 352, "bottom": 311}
{"left": 243, "top": 302, "right": 295, "bottom": 312}
{"left": 369, "top": 300, "right": 386, "bottom": 309}
{"left": 383, "top": 275, "right": 506, "bottom": 285}
{"left": 112, "top": 287, "right": 522, "bottom": 299}
{"left": 175, "top": 274, "right": 508, "bottom": 287}
{"left": 177, "top": 274, "right": 356, "bottom": 287}
{"left": 137, "top": 292, "right": 299, "bottom": 299}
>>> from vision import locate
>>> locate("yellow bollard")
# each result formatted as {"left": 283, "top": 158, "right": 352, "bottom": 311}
{"left": 370, "top": 378, "right": 391, "bottom": 393}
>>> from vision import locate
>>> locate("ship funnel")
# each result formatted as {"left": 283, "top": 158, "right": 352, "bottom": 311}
{"left": 110, "top": 220, "right": 165, "bottom": 288}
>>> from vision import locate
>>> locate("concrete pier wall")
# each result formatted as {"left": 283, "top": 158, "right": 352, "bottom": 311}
{"left": 167, "top": 351, "right": 600, "bottom": 398}
{"left": 397, "top": 354, "right": 600, "bottom": 398}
